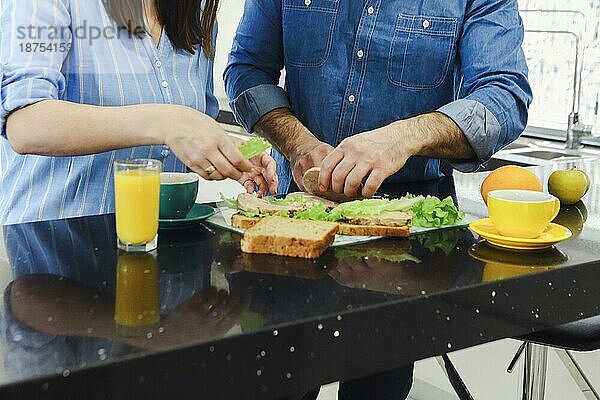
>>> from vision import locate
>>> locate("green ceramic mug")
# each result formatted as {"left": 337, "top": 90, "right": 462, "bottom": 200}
{"left": 159, "top": 173, "right": 199, "bottom": 219}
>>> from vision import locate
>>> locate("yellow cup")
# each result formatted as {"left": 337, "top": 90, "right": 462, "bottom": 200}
{"left": 487, "top": 190, "right": 560, "bottom": 239}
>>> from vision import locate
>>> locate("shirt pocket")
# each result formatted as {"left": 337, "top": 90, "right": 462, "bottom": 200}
{"left": 387, "top": 14, "right": 458, "bottom": 89}
{"left": 282, "top": 0, "right": 339, "bottom": 68}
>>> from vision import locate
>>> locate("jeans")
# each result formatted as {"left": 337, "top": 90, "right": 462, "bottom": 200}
{"left": 277, "top": 364, "right": 414, "bottom": 400}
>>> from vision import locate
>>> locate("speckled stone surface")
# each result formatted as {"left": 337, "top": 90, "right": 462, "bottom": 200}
{"left": 0, "top": 160, "right": 598, "bottom": 400}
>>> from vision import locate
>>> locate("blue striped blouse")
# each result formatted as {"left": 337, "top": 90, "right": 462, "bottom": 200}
{"left": 0, "top": 0, "right": 219, "bottom": 225}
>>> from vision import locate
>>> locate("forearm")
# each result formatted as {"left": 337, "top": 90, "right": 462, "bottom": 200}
{"left": 6, "top": 100, "right": 186, "bottom": 156}
{"left": 254, "top": 108, "right": 319, "bottom": 159}
{"left": 392, "top": 112, "right": 476, "bottom": 161}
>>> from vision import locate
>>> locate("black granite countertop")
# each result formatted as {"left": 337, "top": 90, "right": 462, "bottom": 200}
{"left": 0, "top": 160, "right": 599, "bottom": 400}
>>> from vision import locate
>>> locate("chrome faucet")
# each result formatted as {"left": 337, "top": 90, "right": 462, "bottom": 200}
{"left": 522, "top": 10, "right": 593, "bottom": 149}
{"left": 566, "top": 112, "right": 593, "bottom": 150}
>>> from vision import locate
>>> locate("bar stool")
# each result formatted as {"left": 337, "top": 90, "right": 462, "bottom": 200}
{"left": 507, "top": 315, "right": 600, "bottom": 400}
{"left": 436, "top": 316, "right": 600, "bottom": 400}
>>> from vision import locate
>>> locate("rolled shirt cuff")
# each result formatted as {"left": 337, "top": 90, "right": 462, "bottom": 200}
{"left": 1, "top": 76, "right": 61, "bottom": 138}
{"left": 437, "top": 99, "right": 501, "bottom": 173}
{"left": 229, "top": 84, "right": 291, "bottom": 133}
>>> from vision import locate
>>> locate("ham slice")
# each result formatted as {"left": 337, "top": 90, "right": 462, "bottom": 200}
{"left": 286, "top": 192, "right": 339, "bottom": 209}
{"left": 236, "top": 193, "right": 307, "bottom": 215}
{"left": 345, "top": 211, "right": 412, "bottom": 227}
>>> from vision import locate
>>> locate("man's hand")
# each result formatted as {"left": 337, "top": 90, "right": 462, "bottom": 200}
{"left": 318, "top": 123, "right": 414, "bottom": 199}
{"left": 290, "top": 139, "right": 334, "bottom": 191}
{"left": 318, "top": 112, "right": 475, "bottom": 198}
{"left": 254, "top": 108, "right": 331, "bottom": 191}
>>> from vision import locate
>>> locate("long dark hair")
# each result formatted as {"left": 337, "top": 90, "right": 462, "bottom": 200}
{"left": 105, "top": 0, "right": 219, "bottom": 58}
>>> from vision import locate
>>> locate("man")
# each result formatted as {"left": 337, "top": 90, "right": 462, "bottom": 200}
{"left": 225, "top": 0, "right": 531, "bottom": 397}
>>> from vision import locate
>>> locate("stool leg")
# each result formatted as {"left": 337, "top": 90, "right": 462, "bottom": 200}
{"left": 435, "top": 355, "right": 475, "bottom": 400}
{"left": 554, "top": 349, "right": 600, "bottom": 400}
{"left": 522, "top": 343, "right": 548, "bottom": 400}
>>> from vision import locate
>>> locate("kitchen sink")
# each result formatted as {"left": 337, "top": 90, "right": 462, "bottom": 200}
{"left": 503, "top": 142, "right": 530, "bottom": 150}
{"left": 477, "top": 158, "right": 532, "bottom": 172}
{"left": 516, "top": 150, "right": 581, "bottom": 160}
{"left": 489, "top": 137, "right": 600, "bottom": 168}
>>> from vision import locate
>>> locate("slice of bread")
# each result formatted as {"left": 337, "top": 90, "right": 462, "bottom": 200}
{"left": 231, "top": 213, "right": 261, "bottom": 229}
{"left": 302, "top": 167, "right": 361, "bottom": 203}
{"left": 241, "top": 216, "right": 339, "bottom": 258}
{"left": 338, "top": 223, "right": 410, "bottom": 237}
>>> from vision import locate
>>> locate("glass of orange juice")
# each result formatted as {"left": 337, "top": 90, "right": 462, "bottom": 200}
{"left": 114, "top": 252, "right": 160, "bottom": 337}
{"left": 114, "top": 159, "right": 162, "bottom": 252}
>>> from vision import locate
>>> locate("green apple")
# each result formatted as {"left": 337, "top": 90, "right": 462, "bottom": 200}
{"left": 548, "top": 167, "right": 591, "bottom": 205}
{"left": 552, "top": 201, "right": 588, "bottom": 238}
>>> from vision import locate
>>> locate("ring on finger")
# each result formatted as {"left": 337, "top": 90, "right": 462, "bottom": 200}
{"left": 205, "top": 165, "right": 216, "bottom": 175}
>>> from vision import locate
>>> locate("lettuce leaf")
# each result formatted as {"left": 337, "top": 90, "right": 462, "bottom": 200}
{"left": 220, "top": 193, "right": 238, "bottom": 209}
{"left": 238, "top": 210, "right": 267, "bottom": 218}
{"left": 270, "top": 195, "right": 315, "bottom": 206}
{"left": 294, "top": 203, "right": 332, "bottom": 221}
{"left": 238, "top": 137, "right": 271, "bottom": 159}
{"left": 409, "top": 196, "right": 464, "bottom": 228}
{"left": 295, "top": 195, "right": 424, "bottom": 222}
{"left": 335, "top": 248, "right": 421, "bottom": 264}
{"left": 326, "top": 196, "right": 424, "bottom": 221}
{"left": 415, "top": 230, "right": 461, "bottom": 255}
{"left": 239, "top": 311, "right": 266, "bottom": 332}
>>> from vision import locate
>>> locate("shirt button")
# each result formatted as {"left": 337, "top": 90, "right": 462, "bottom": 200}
{"left": 367, "top": 6, "right": 375, "bottom": 15}
{"left": 348, "top": 95, "right": 356, "bottom": 103}
{"left": 304, "top": 0, "right": 311, "bottom": 5}
{"left": 161, "top": 80, "right": 169, "bottom": 88}
{"left": 356, "top": 50, "right": 364, "bottom": 58}
{"left": 155, "top": 60, "right": 162, "bottom": 68}
{"left": 423, "top": 19, "right": 430, "bottom": 29}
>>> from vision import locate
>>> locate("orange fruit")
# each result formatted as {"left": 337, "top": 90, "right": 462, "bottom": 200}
{"left": 480, "top": 165, "right": 543, "bottom": 204}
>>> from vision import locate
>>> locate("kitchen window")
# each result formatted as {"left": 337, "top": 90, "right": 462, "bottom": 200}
{"left": 518, "top": 0, "right": 600, "bottom": 143}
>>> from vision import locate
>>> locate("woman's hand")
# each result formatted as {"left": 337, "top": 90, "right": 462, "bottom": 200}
{"left": 162, "top": 106, "right": 254, "bottom": 181}
{"left": 239, "top": 152, "right": 279, "bottom": 197}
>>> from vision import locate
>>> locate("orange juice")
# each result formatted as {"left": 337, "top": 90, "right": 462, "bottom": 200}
{"left": 114, "top": 170, "right": 160, "bottom": 245}
{"left": 115, "top": 253, "right": 160, "bottom": 327}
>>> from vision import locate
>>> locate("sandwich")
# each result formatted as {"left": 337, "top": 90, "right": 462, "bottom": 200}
{"left": 229, "top": 192, "right": 337, "bottom": 229}
{"left": 228, "top": 192, "right": 415, "bottom": 236}
{"left": 225, "top": 190, "right": 464, "bottom": 238}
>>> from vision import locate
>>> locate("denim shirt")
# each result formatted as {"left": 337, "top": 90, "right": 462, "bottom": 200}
{"left": 225, "top": 0, "right": 532, "bottom": 193}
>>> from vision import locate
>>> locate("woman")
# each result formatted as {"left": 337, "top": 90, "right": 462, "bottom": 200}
{"left": 0, "top": 0, "right": 277, "bottom": 225}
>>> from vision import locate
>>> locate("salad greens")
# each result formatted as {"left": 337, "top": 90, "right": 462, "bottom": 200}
{"left": 415, "top": 230, "right": 461, "bottom": 255}
{"left": 325, "top": 196, "right": 424, "bottom": 221}
{"left": 220, "top": 193, "right": 238, "bottom": 209}
{"left": 238, "top": 137, "right": 271, "bottom": 159}
{"left": 293, "top": 203, "right": 332, "bottom": 221}
{"left": 222, "top": 193, "right": 465, "bottom": 228}
{"left": 239, "top": 310, "right": 267, "bottom": 332}
{"left": 409, "top": 196, "right": 465, "bottom": 228}
{"left": 270, "top": 195, "right": 315, "bottom": 206}
{"left": 335, "top": 248, "right": 421, "bottom": 264}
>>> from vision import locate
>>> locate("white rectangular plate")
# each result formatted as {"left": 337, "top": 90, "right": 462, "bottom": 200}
{"left": 205, "top": 205, "right": 478, "bottom": 248}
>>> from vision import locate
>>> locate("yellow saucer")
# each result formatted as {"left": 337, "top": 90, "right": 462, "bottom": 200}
{"left": 469, "top": 218, "right": 572, "bottom": 250}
